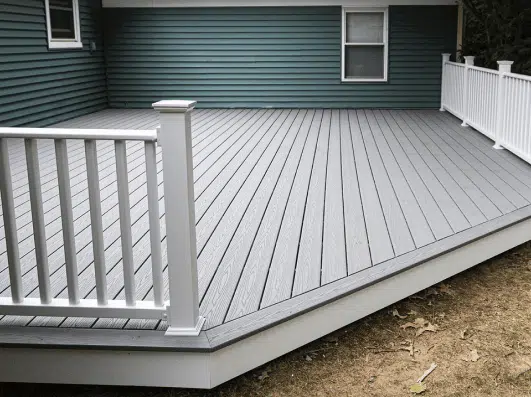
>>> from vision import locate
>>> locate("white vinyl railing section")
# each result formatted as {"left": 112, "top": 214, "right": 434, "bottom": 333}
{"left": 0, "top": 100, "right": 205, "bottom": 336}
{"left": 441, "top": 54, "right": 531, "bottom": 164}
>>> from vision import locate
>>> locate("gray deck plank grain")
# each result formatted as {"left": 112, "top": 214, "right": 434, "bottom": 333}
{"left": 356, "top": 110, "right": 416, "bottom": 257}
{"left": 224, "top": 111, "right": 305, "bottom": 319}
{"left": 365, "top": 110, "right": 435, "bottom": 248}
{"left": 373, "top": 110, "right": 454, "bottom": 240}
{"left": 257, "top": 109, "right": 319, "bottom": 307}
{"left": 431, "top": 111, "right": 531, "bottom": 193}
{"left": 290, "top": 110, "right": 330, "bottom": 296}
{"left": 408, "top": 111, "right": 528, "bottom": 209}
{"left": 338, "top": 109, "right": 371, "bottom": 274}
{"left": 347, "top": 110, "right": 394, "bottom": 265}
{"left": 403, "top": 111, "right": 517, "bottom": 215}
{"left": 387, "top": 110, "right": 487, "bottom": 227}
{"left": 321, "top": 110, "right": 347, "bottom": 284}
{"left": 193, "top": 111, "right": 283, "bottom": 199}
{"left": 436, "top": 111, "right": 531, "bottom": 178}
{"left": 395, "top": 111, "right": 503, "bottom": 220}
{"left": 379, "top": 110, "right": 470, "bottom": 233}
{"left": 2, "top": 108, "right": 531, "bottom": 333}
{"left": 197, "top": 110, "right": 305, "bottom": 305}
{"left": 201, "top": 110, "right": 315, "bottom": 326}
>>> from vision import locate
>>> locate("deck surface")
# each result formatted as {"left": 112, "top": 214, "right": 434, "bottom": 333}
{"left": 2, "top": 108, "right": 531, "bottom": 333}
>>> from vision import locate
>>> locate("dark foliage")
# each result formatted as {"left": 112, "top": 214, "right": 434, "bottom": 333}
{"left": 459, "top": 0, "right": 531, "bottom": 75}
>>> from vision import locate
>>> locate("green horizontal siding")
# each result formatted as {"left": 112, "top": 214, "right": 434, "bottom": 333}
{"left": 0, "top": 0, "right": 107, "bottom": 127}
{"left": 104, "top": 5, "right": 457, "bottom": 108}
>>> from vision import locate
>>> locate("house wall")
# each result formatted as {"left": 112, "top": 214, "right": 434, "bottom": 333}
{"left": 0, "top": 0, "right": 107, "bottom": 127}
{"left": 104, "top": 6, "right": 457, "bottom": 108}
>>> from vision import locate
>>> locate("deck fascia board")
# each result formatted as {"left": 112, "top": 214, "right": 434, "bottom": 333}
{"left": 1, "top": 212, "right": 530, "bottom": 389}
{"left": 1, "top": 203, "right": 530, "bottom": 354}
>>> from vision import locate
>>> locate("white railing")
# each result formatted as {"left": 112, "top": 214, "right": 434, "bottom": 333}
{"left": 0, "top": 100, "right": 204, "bottom": 336}
{"left": 441, "top": 54, "right": 531, "bottom": 164}
{"left": 440, "top": 59, "right": 466, "bottom": 118}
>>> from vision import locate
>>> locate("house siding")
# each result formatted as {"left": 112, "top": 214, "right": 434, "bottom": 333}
{"left": 104, "top": 6, "right": 457, "bottom": 108}
{"left": 0, "top": 0, "right": 107, "bottom": 127}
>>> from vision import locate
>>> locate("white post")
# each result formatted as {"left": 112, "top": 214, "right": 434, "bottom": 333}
{"left": 152, "top": 100, "right": 205, "bottom": 337}
{"left": 493, "top": 60, "right": 514, "bottom": 149}
{"left": 440, "top": 53, "right": 451, "bottom": 112}
{"left": 461, "top": 56, "right": 475, "bottom": 127}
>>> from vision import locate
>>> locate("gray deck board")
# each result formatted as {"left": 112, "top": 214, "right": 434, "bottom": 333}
{"left": 1, "top": 108, "right": 531, "bottom": 332}
{"left": 365, "top": 110, "right": 435, "bottom": 248}
{"left": 321, "top": 110, "right": 347, "bottom": 284}
{"left": 339, "top": 110, "right": 371, "bottom": 274}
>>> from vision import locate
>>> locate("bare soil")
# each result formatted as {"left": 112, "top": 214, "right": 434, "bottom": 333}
{"left": 2, "top": 242, "right": 531, "bottom": 397}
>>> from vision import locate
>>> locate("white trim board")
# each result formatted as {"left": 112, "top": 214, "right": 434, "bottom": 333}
{"left": 103, "top": 0, "right": 456, "bottom": 7}
{"left": 1, "top": 216, "right": 530, "bottom": 389}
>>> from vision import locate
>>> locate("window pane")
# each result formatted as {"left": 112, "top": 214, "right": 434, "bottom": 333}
{"left": 346, "top": 12, "right": 384, "bottom": 43}
{"left": 50, "top": 0, "right": 75, "bottom": 39}
{"left": 345, "top": 46, "right": 385, "bottom": 79}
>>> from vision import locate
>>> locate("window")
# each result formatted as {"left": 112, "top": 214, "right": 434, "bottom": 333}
{"left": 45, "top": 0, "right": 82, "bottom": 49}
{"left": 341, "top": 8, "right": 388, "bottom": 82}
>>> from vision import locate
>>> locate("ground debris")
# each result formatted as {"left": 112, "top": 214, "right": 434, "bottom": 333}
{"left": 417, "top": 363, "right": 437, "bottom": 383}
{"left": 392, "top": 309, "right": 408, "bottom": 319}
{"left": 409, "top": 382, "right": 427, "bottom": 394}
{"left": 461, "top": 349, "right": 480, "bottom": 362}
{"left": 400, "top": 318, "right": 439, "bottom": 336}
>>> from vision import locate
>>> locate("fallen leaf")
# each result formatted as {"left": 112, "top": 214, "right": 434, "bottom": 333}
{"left": 393, "top": 309, "right": 407, "bottom": 319}
{"left": 461, "top": 349, "right": 480, "bottom": 362}
{"left": 401, "top": 318, "right": 428, "bottom": 330}
{"left": 305, "top": 355, "right": 312, "bottom": 362}
{"left": 258, "top": 370, "right": 269, "bottom": 380}
{"left": 460, "top": 329, "right": 468, "bottom": 340}
{"left": 409, "top": 310, "right": 418, "bottom": 316}
{"left": 368, "top": 375, "right": 376, "bottom": 383}
{"left": 416, "top": 323, "right": 438, "bottom": 336}
{"left": 410, "top": 382, "right": 427, "bottom": 394}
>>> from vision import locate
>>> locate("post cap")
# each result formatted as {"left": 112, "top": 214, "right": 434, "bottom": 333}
{"left": 152, "top": 100, "right": 197, "bottom": 113}
{"left": 497, "top": 61, "right": 514, "bottom": 66}
{"left": 441, "top": 53, "right": 452, "bottom": 56}
{"left": 463, "top": 56, "right": 475, "bottom": 64}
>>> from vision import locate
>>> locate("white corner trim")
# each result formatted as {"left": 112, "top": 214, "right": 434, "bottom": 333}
{"left": 103, "top": 0, "right": 456, "bottom": 7}
{"left": 45, "top": 0, "right": 83, "bottom": 50}
{"left": 166, "top": 316, "right": 206, "bottom": 337}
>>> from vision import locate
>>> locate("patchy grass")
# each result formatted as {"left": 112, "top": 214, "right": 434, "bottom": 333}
{"left": 2, "top": 242, "right": 531, "bottom": 397}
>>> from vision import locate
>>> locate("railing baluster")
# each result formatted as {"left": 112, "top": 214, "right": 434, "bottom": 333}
{"left": 115, "top": 140, "right": 136, "bottom": 307}
{"left": 0, "top": 138, "right": 23, "bottom": 303}
{"left": 55, "top": 139, "right": 80, "bottom": 304}
{"left": 145, "top": 140, "right": 164, "bottom": 307}
{"left": 85, "top": 139, "right": 107, "bottom": 305}
{"left": 25, "top": 138, "right": 51, "bottom": 304}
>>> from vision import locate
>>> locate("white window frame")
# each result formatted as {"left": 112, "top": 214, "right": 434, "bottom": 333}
{"left": 341, "top": 7, "right": 389, "bottom": 83}
{"left": 45, "top": 0, "right": 83, "bottom": 49}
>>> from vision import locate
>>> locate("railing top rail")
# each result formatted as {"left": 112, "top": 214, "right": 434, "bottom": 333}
{"left": 0, "top": 128, "right": 158, "bottom": 141}
{"left": 468, "top": 65, "right": 499, "bottom": 75}
{"left": 445, "top": 61, "right": 465, "bottom": 67}
{"left": 503, "top": 72, "right": 531, "bottom": 82}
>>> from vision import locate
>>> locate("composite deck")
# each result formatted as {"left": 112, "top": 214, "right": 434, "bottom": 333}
{"left": 2, "top": 108, "right": 531, "bottom": 337}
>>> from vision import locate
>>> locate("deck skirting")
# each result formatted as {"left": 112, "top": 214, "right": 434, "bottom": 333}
{"left": 1, "top": 214, "right": 530, "bottom": 388}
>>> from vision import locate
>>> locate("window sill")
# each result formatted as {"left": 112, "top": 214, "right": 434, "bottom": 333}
{"left": 342, "top": 78, "right": 388, "bottom": 83}
{"left": 48, "top": 41, "right": 83, "bottom": 50}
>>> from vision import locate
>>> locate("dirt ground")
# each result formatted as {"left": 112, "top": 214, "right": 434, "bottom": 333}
{"left": 2, "top": 242, "right": 531, "bottom": 397}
